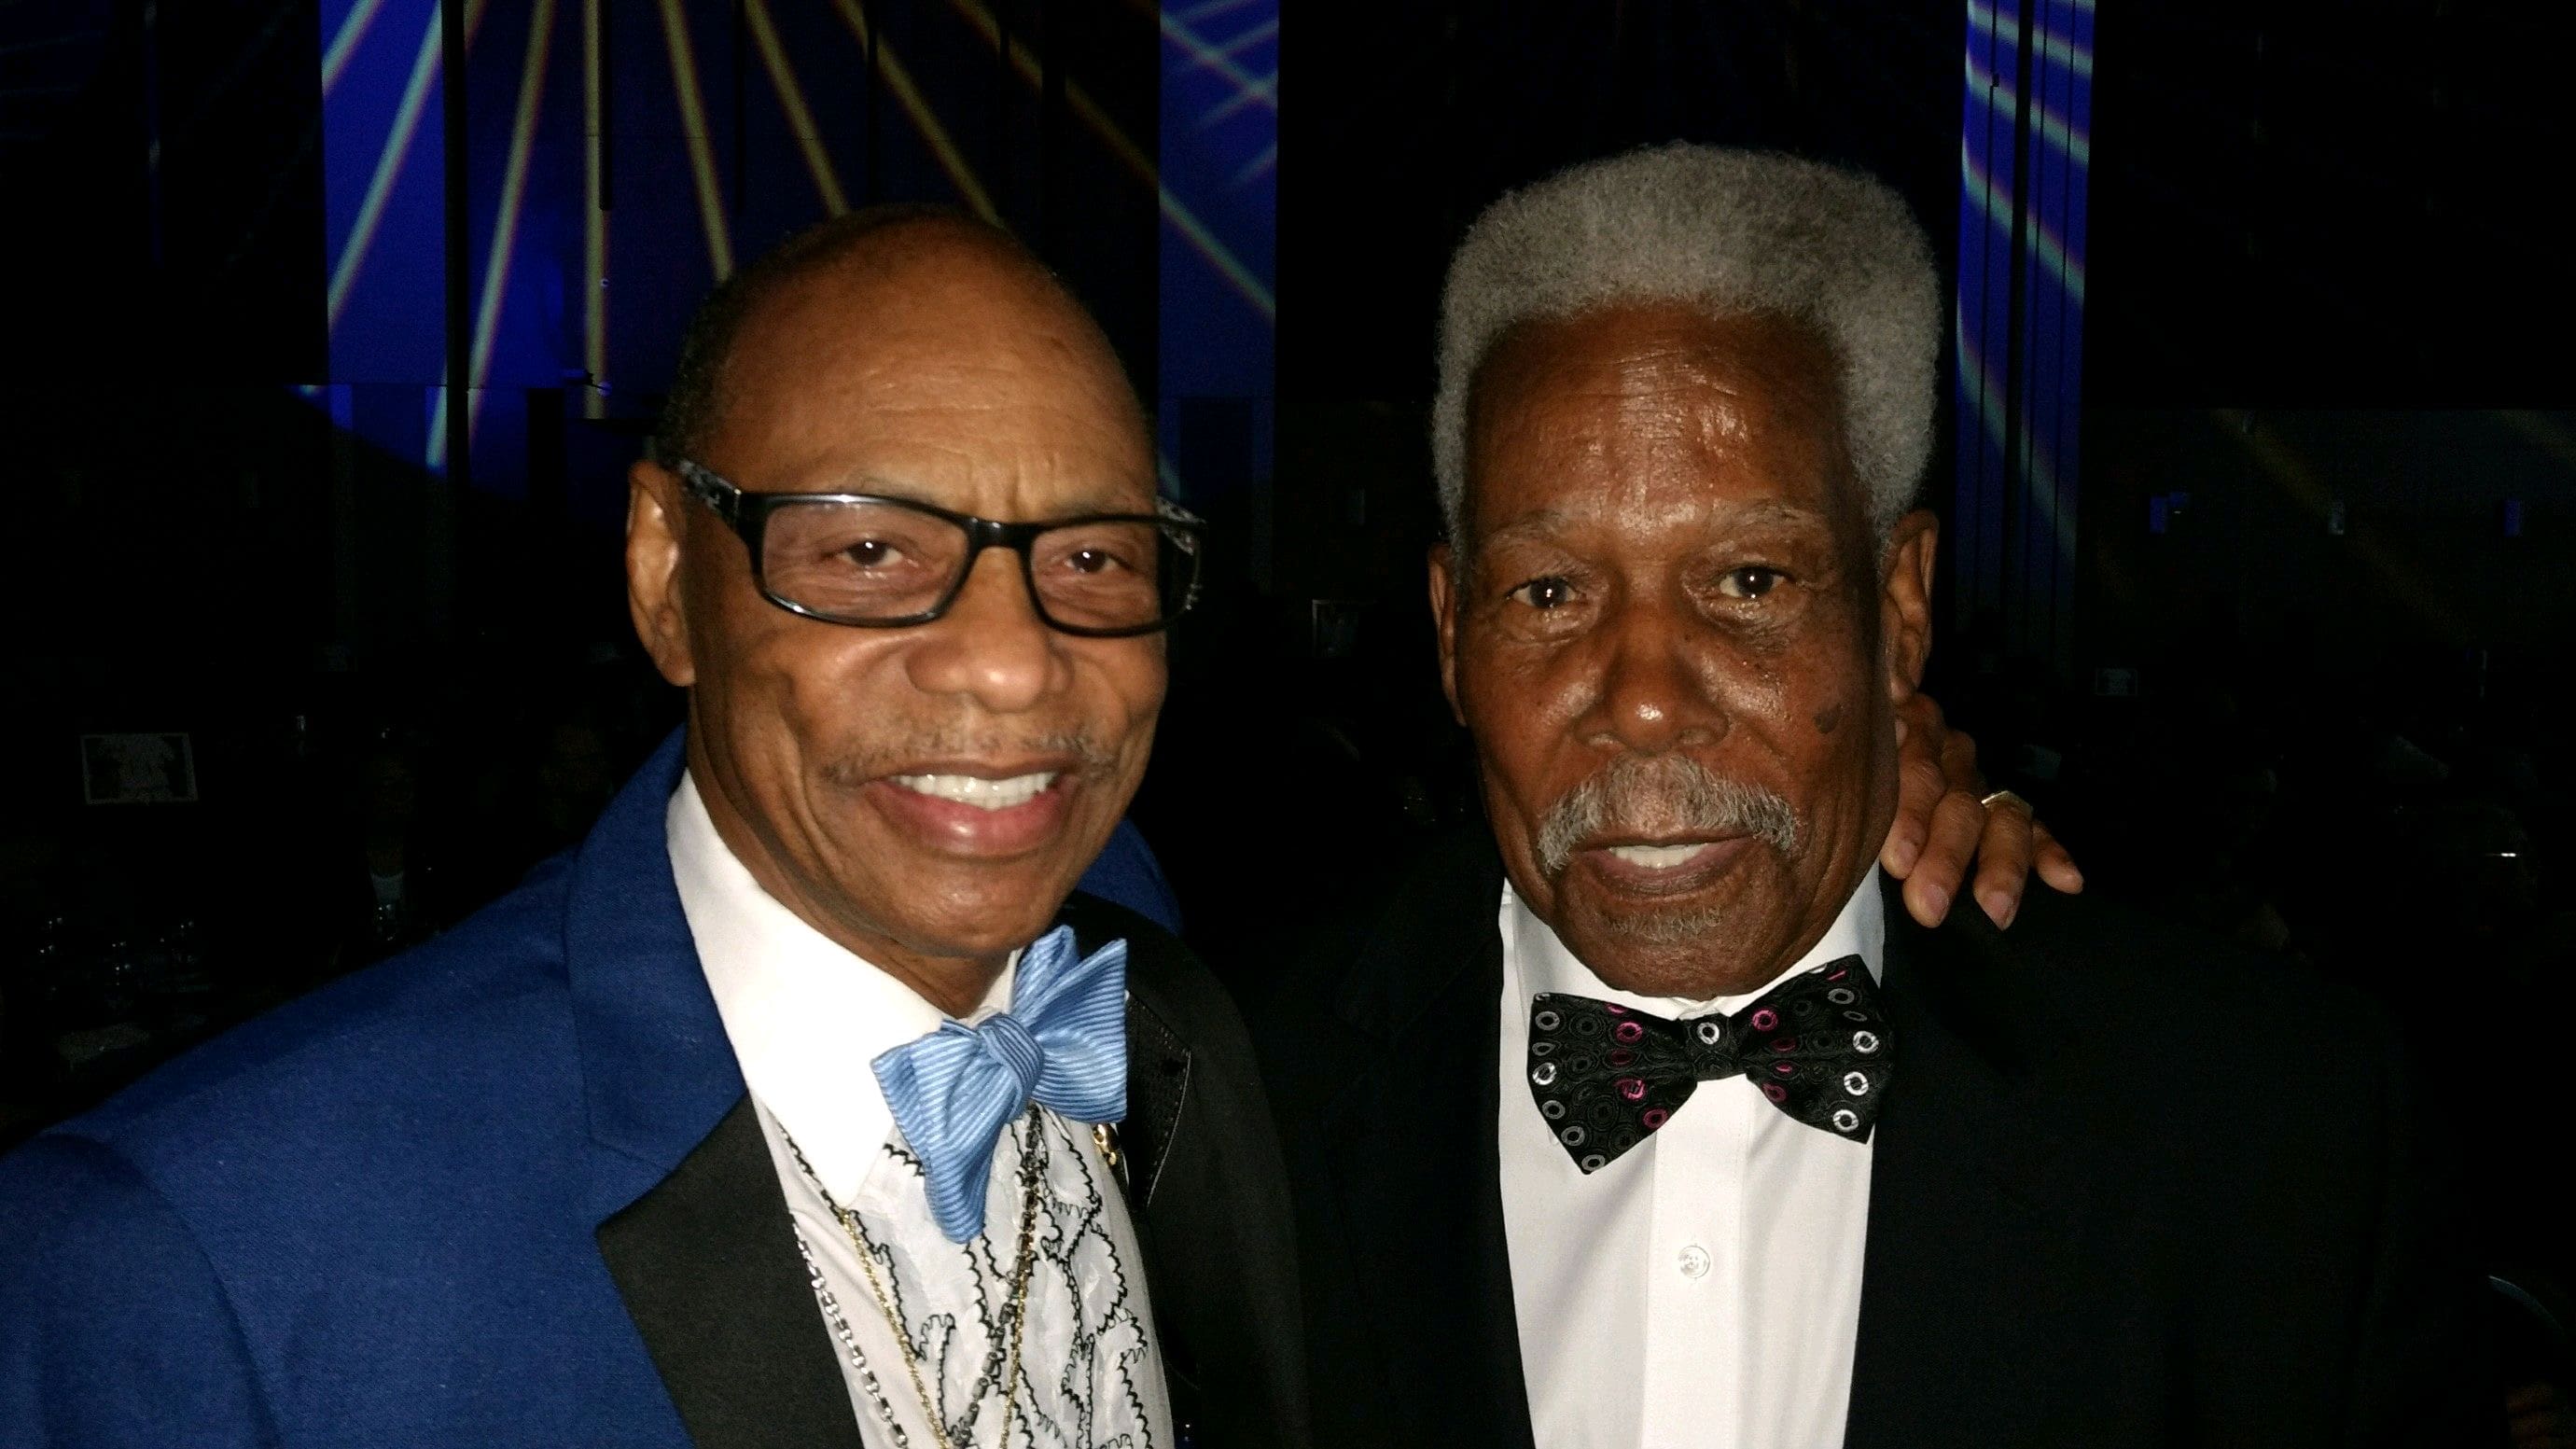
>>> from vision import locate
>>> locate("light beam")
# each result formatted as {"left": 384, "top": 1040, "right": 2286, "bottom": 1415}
{"left": 932, "top": 0, "right": 1274, "bottom": 319}
{"left": 582, "top": 0, "right": 605, "bottom": 418}
{"left": 658, "top": 0, "right": 733, "bottom": 279}
{"left": 743, "top": 0, "right": 848, "bottom": 215}
{"left": 321, "top": 0, "right": 392, "bottom": 96}
{"left": 828, "top": 0, "right": 999, "bottom": 223}
{"left": 327, "top": 0, "right": 490, "bottom": 329}
{"left": 436, "top": 0, "right": 557, "bottom": 467}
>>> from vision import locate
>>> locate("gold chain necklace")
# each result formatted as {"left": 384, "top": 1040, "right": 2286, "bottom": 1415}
{"left": 797, "top": 1108, "right": 1046, "bottom": 1449}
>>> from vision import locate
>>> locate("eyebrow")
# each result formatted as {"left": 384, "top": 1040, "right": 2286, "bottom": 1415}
{"left": 1477, "top": 506, "right": 1577, "bottom": 547}
{"left": 1706, "top": 501, "right": 1832, "bottom": 534}
{"left": 1476, "top": 497, "right": 1832, "bottom": 545}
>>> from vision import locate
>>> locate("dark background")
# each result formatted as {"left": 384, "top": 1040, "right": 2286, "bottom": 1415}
{"left": 3, "top": 0, "right": 2570, "bottom": 1372}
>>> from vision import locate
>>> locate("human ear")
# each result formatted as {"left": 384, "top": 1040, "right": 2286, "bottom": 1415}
{"left": 625, "top": 460, "right": 699, "bottom": 689}
{"left": 1878, "top": 509, "right": 1940, "bottom": 703}
{"left": 1427, "top": 542, "right": 1467, "bottom": 727}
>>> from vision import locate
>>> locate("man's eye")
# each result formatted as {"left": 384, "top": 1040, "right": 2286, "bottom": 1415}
{"left": 1508, "top": 577, "right": 1579, "bottom": 610}
{"left": 1065, "top": 547, "right": 1128, "bottom": 575}
{"left": 1717, "top": 566, "right": 1784, "bottom": 600}
{"left": 842, "top": 539, "right": 901, "bottom": 567}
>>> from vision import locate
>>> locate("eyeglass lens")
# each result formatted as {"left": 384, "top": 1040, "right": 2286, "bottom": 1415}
{"left": 759, "top": 499, "right": 1190, "bottom": 631}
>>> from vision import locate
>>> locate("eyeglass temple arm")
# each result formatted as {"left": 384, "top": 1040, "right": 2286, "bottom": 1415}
{"left": 675, "top": 463, "right": 743, "bottom": 525}
{"left": 1159, "top": 499, "right": 1207, "bottom": 614}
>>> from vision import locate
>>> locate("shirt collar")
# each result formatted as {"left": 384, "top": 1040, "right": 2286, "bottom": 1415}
{"left": 1505, "top": 865, "right": 1886, "bottom": 1019}
{"left": 665, "top": 771, "right": 1015, "bottom": 1202}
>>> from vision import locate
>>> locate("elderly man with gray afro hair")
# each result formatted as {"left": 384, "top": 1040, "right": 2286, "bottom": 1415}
{"left": 1432, "top": 143, "right": 1941, "bottom": 542}
{"left": 1248, "top": 137, "right": 2495, "bottom": 1449}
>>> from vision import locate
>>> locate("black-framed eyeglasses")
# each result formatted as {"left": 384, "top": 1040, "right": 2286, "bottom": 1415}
{"left": 675, "top": 460, "right": 1205, "bottom": 637}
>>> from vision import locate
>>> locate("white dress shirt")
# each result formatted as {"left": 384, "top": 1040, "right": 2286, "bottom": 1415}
{"left": 1497, "top": 871, "right": 1886, "bottom": 1449}
{"left": 667, "top": 773, "right": 1173, "bottom": 1449}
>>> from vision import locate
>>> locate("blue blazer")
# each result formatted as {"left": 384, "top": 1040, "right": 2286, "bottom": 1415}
{"left": 0, "top": 733, "right": 1304, "bottom": 1448}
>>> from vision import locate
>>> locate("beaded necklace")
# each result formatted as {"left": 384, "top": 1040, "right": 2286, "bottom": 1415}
{"left": 782, "top": 1110, "right": 1045, "bottom": 1449}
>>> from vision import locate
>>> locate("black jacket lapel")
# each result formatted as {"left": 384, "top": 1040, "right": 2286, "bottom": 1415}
{"left": 1120, "top": 992, "right": 1192, "bottom": 1205}
{"left": 597, "top": 1096, "right": 867, "bottom": 1449}
{"left": 1313, "top": 836, "right": 1536, "bottom": 1449}
{"left": 1060, "top": 892, "right": 1313, "bottom": 1449}
{"left": 1844, "top": 880, "right": 2086, "bottom": 1449}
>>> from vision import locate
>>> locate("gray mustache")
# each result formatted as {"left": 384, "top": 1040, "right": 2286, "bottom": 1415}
{"left": 1534, "top": 754, "right": 1801, "bottom": 877}
{"left": 821, "top": 728, "right": 1120, "bottom": 785}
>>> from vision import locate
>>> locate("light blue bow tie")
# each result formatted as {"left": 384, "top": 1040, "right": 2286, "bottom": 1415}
{"left": 871, "top": 926, "right": 1129, "bottom": 1243}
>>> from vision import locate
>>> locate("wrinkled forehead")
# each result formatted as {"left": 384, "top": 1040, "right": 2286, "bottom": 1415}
{"left": 1462, "top": 302, "right": 1860, "bottom": 533}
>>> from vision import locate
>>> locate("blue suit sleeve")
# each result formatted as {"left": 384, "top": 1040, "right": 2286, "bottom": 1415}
{"left": 1075, "top": 817, "right": 1183, "bottom": 935}
{"left": 0, "top": 1134, "right": 281, "bottom": 1447}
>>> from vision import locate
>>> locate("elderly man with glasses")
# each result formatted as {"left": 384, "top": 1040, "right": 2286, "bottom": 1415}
{"left": 0, "top": 205, "right": 2056, "bottom": 1449}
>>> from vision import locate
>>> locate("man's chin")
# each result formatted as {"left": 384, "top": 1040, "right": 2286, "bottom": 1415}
{"left": 868, "top": 894, "right": 1077, "bottom": 966}
{"left": 1553, "top": 881, "right": 1789, "bottom": 1000}
{"left": 1597, "top": 899, "right": 1735, "bottom": 950}
{"left": 1549, "top": 841, "right": 1771, "bottom": 937}
{"left": 805, "top": 833, "right": 1097, "bottom": 955}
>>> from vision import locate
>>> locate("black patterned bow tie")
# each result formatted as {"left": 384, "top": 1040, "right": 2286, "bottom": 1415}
{"left": 1526, "top": 955, "right": 1893, "bottom": 1173}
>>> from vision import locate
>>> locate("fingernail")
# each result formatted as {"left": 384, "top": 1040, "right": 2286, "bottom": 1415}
{"left": 1983, "top": 891, "right": 2017, "bottom": 928}
{"left": 1919, "top": 885, "right": 1949, "bottom": 920}
{"left": 1887, "top": 837, "right": 1920, "bottom": 872}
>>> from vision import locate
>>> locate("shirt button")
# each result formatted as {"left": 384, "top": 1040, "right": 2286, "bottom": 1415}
{"left": 1678, "top": 1245, "right": 1711, "bottom": 1279}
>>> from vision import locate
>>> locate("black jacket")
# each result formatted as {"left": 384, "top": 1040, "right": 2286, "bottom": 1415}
{"left": 1252, "top": 831, "right": 2496, "bottom": 1447}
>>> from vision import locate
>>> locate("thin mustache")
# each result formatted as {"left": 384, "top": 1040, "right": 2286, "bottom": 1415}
{"left": 819, "top": 729, "right": 1119, "bottom": 784}
{"left": 1534, "top": 754, "right": 1800, "bottom": 876}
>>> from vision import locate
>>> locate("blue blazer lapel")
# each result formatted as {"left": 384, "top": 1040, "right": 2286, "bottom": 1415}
{"left": 566, "top": 731, "right": 745, "bottom": 1219}
{"left": 565, "top": 731, "right": 862, "bottom": 1449}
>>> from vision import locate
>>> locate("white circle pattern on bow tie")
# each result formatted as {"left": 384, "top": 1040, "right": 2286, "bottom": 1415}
{"left": 1523, "top": 959, "right": 1889, "bottom": 1172}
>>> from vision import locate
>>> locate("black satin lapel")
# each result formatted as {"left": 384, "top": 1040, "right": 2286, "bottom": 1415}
{"left": 1049, "top": 893, "right": 1190, "bottom": 1205}
{"left": 597, "top": 1095, "right": 865, "bottom": 1449}
{"left": 1843, "top": 905, "right": 2085, "bottom": 1449}
{"left": 1326, "top": 925, "right": 1538, "bottom": 1449}
{"left": 1122, "top": 995, "right": 1192, "bottom": 1205}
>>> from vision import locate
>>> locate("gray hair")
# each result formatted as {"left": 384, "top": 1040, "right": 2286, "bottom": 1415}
{"left": 1432, "top": 143, "right": 1942, "bottom": 543}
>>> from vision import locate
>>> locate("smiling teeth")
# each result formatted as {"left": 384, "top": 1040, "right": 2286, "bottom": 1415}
{"left": 1606, "top": 843, "right": 1709, "bottom": 869}
{"left": 893, "top": 772, "right": 1059, "bottom": 810}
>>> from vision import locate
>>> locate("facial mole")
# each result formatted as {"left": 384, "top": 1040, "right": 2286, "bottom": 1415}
{"left": 1812, "top": 702, "right": 1843, "bottom": 735}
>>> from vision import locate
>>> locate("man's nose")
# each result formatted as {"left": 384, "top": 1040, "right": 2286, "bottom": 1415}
{"left": 1585, "top": 596, "right": 1727, "bottom": 754}
{"left": 902, "top": 548, "right": 1065, "bottom": 713}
